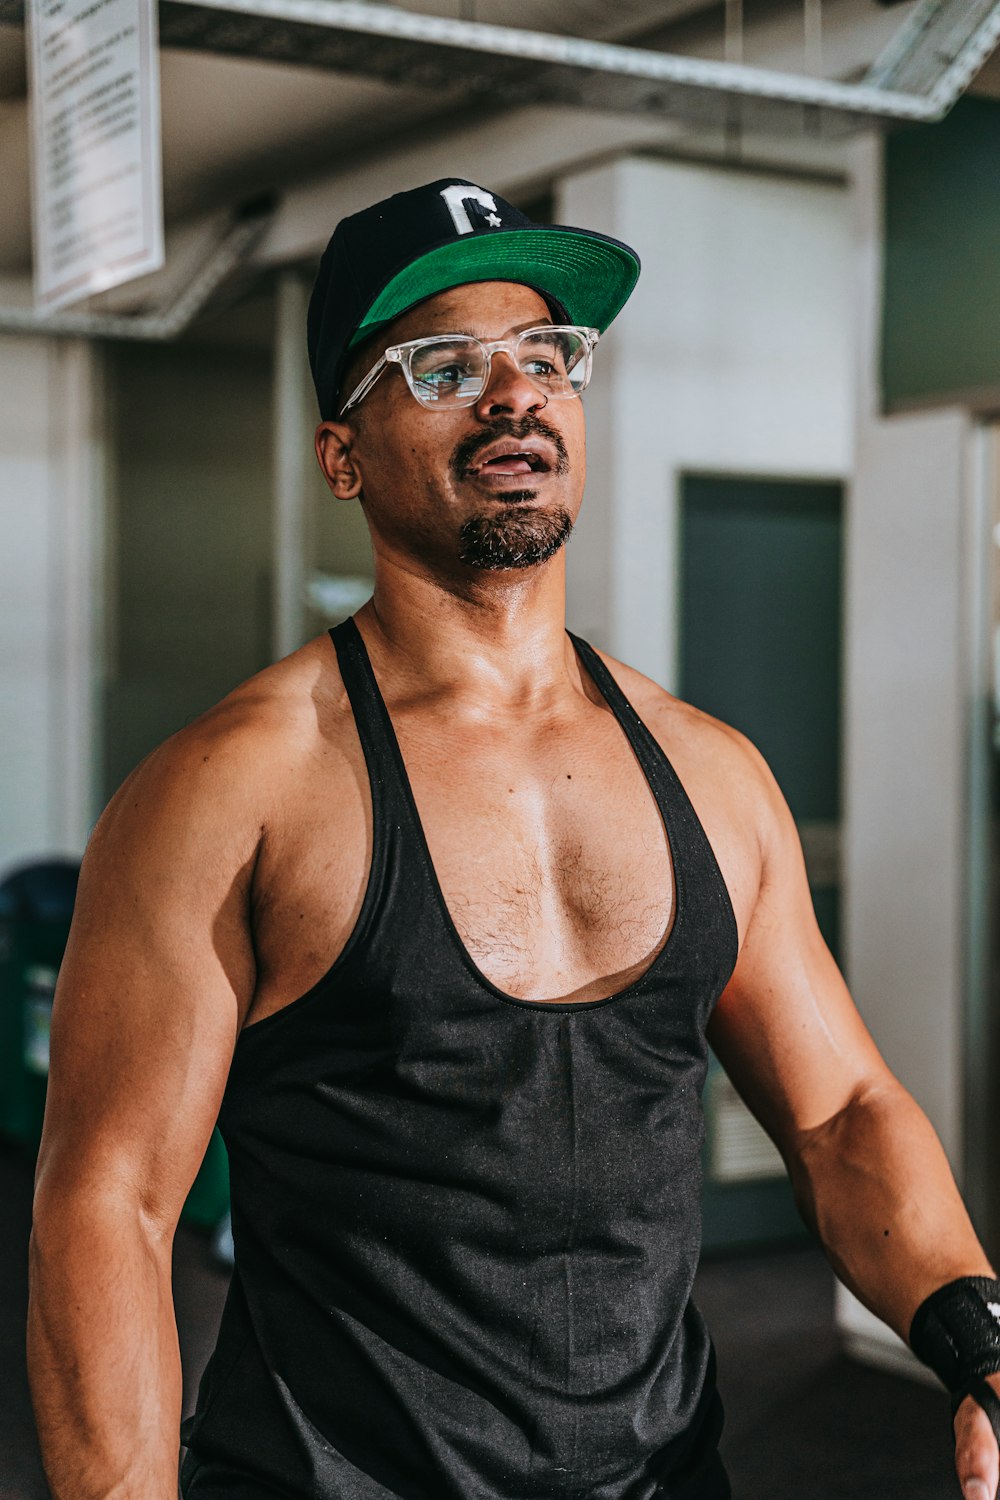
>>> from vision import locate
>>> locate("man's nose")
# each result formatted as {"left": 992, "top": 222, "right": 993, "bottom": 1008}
{"left": 473, "top": 351, "right": 545, "bottom": 419}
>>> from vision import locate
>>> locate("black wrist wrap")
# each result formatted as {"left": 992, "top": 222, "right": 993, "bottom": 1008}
{"left": 909, "top": 1276, "right": 1000, "bottom": 1441}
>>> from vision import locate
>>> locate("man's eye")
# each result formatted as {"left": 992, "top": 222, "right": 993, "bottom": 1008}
{"left": 522, "top": 357, "right": 560, "bottom": 379}
{"left": 421, "top": 363, "right": 470, "bottom": 385}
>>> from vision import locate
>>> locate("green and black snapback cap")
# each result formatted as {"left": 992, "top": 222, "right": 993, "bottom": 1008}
{"left": 307, "top": 177, "right": 641, "bottom": 420}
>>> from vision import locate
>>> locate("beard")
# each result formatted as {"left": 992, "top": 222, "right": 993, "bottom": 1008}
{"left": 458, "top": 500, "right": 574, "bottom": 570}
{"left": 452, "top": 414, "right": 574, "bottom": 571}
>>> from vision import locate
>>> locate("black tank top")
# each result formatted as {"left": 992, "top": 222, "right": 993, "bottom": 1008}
{"left": 180, "top": 620, "right": 739, "bottom": 1500}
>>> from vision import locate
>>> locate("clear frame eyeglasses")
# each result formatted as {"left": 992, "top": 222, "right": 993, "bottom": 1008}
{"left": 338, "top": 324, "right": 600, "bottom": 418}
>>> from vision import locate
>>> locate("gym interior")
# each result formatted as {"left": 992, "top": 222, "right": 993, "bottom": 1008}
{"left": 2, "top": 1, "right": 1000, "bottom": 1494}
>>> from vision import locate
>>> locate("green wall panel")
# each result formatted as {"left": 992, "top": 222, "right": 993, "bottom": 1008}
{"left": 884, "top": 96, "right": 1000, "bottom": 408}
{"left": 680, "top": 473, "right": 843, "bottom": 825}
{"left": 680, "top": 472, "right": 843, "bottom": 1253}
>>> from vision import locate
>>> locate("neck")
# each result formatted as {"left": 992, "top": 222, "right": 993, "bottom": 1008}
{"left": 356, "top": 548, "right": 579, "bottom": 714}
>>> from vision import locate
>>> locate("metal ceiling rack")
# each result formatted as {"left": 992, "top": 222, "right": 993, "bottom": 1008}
{"left": 3, "top": 0, "right": 999, "bottom": 337}
{"left": 0, "top": 199, "right": 273, "bottom": 338}
{"left": 4, "top": 0, "right": 999, "bottom": 137}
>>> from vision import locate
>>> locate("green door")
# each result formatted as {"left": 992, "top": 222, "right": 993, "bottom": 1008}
{"left": 679, "top": 472, "right": 843, "bottom": 1252}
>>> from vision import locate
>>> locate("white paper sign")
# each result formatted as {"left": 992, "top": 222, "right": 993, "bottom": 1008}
{"left": 27, "top": 0, "right": 164, "bottom": 312}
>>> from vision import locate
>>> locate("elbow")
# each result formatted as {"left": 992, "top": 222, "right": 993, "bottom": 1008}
{"left": 30, "top": 1162, "right": 176, "bottom": 1278}
{"left": 782, "top": 1076, "right": 910, "bottom": 1220}
{"left": 787, "top": 1074, "right": 907, "bottom": 1167}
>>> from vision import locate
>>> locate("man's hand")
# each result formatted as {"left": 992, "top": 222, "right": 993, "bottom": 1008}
{"left": 955, "top": 1373, "right": 1000, "bottom": 1500}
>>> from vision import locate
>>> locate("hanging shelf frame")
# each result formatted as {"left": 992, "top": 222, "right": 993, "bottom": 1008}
{"left": 3, "top": 0, "right": 999, "bottom": 137}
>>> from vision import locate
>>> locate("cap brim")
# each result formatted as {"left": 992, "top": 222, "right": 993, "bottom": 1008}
{"left": 350, "top": 226, "right": 640, "bottom": 349}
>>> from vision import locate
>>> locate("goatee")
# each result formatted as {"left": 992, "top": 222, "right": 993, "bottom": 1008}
{"left": 458, "top": 502, "right": 573, "bottom": 570}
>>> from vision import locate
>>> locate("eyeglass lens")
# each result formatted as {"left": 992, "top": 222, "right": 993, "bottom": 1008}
{"left": 408, "top": 329, "right": 590, "bottom": 407}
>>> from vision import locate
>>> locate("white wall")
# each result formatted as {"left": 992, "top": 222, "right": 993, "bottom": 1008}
{"left": 557, "top": 155, "right": 854, "bottom": 687}
{"left": 845, "top": 406, "right": 972, "bottom": 1160}
{"left": 0, "top": 335, "right": 105, "bottom": 876}
{"left": 845, "top": 135, "right": 977, "bottom": 1175}
{"left": 835, "top": 398, "right": 974, "bottom": 1377}
{"left": 834, "top": 136, "right": 982, "bottom": 1373}
{"left": 850, "top": 137, "right": 979, "bottom": 1126}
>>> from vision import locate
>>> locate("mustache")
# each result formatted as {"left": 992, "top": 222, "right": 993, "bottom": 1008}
{"left": 450, "top": 415, "right": 571, "bottom": 480}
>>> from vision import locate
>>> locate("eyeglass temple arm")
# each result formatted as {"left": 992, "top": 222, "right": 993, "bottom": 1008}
{"left": 338, "top": 354, "right": 389, "bottom": 418}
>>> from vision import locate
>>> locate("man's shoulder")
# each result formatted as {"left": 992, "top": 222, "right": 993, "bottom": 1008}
{"left": 99, "top": 633, "right": 355, "bottom": 843}
{"left": 589, "top": 647, "right": 768, "bottom": 791}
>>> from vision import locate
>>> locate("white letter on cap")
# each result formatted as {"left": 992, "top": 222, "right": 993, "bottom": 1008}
{"left": 440, "top": 184, "right": 500, "bottom": 235}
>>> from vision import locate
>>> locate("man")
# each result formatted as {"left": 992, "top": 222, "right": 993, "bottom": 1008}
{"left": 26, "top": 179, "right": 1000, "bottom": 1500}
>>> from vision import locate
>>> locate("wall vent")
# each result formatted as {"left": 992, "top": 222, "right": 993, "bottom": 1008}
{"left": 707, "top": 1070, "right": 787, "bottom": 1183}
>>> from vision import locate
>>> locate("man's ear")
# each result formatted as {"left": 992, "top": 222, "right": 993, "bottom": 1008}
{"left": 315, "top": 421, "right": 364, "bottom": 501}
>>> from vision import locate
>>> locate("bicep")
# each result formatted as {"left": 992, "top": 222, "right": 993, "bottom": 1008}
{"left": 36, "top": 742, "right": 260, "bottom": 1232}
{"left": 706, "top": 760, "right": 889, "bottom": 1159}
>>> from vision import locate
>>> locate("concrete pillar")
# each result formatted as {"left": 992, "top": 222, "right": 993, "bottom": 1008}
{"left": 0, "top": 330, "right": 106, "bottom": 871}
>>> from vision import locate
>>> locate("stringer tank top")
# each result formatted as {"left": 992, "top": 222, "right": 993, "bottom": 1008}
{"left": 180, "top": 619, "right": 740, "bottom": 1500}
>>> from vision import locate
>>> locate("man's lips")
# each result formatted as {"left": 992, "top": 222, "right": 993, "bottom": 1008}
{"left": 450, "top": 419, "right": 570, "bottom": 487}
{"left": 477, "top": 456, "right": 544, "bottom": 475}
{"left": 462, "top": 437, "right": 557, "bottom": 479}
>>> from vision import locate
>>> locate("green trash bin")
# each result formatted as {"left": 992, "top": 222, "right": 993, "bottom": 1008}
{"left": 0, "top": 857, "right": 229, "bottom": 1230}
{"left": 183, "top": 1127, "right": 231, "bottom": 1229}
{"left": 0, "top": 860, "right": 79, "bottom": 1152}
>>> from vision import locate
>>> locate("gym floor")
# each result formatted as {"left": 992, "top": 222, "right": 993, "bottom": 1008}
{"left": 0, "top": 1142, "right": 960, "bottom": 1499}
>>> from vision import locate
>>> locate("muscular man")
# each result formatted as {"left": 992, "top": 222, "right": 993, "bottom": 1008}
{"left": 27, "top": 179, "right": 1000, "bottom": 1500}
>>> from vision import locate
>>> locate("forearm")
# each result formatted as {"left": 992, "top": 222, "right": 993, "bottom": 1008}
{"left": 789, "top": 1080, "right": 995, "bottom": 1341}
{"left": 28, "top": 1190, "right": 183, "bottom": 1500}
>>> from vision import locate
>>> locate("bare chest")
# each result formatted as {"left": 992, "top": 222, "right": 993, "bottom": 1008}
{"left": 250, "top": 704, "right": 676, "bottom": 1018}
{"left": 404, "top": 712, "right": 676, "bottom": 1000}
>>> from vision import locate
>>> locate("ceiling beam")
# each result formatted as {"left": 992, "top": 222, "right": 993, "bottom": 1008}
{"left": 1, "top": 0, "right": 987, "bottom": 139}
{"left": 0, "top": 198, "right": 272, "bottom": 337}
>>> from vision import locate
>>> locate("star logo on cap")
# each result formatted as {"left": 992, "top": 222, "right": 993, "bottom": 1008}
{"left": 485, "top": 212, "right": 502, "bottom": 227}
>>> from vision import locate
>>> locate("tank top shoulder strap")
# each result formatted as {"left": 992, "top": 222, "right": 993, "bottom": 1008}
{"left": 329, "top": 617, "right": 411, "bottom": 824}
{"left": 568, "top": 631, "right": 738, "bottom": 955}
{"left": 568, "top": 631, "right": 684, "bottom": 807}
{"left": 331, "top": 617, "right": 385, "bottom": 743}
{"left": 331, "top": 611, "right": 447, "bottom": 892}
